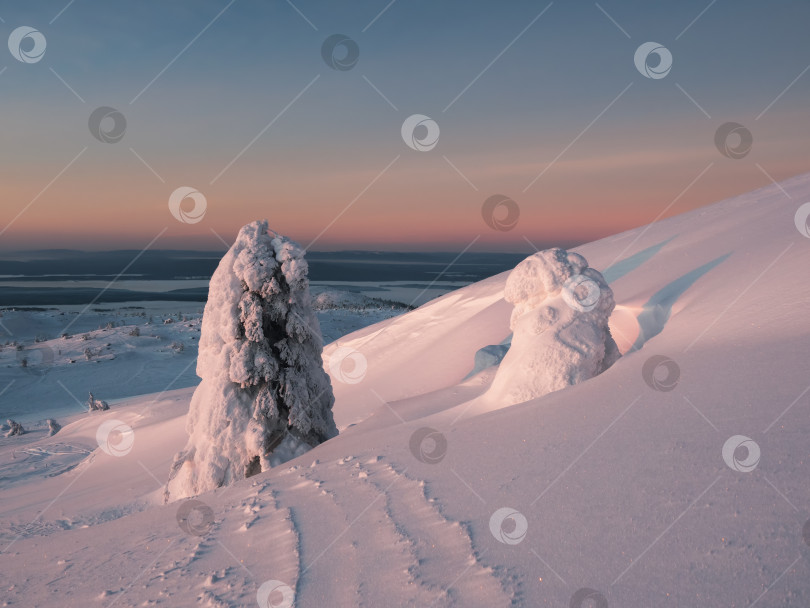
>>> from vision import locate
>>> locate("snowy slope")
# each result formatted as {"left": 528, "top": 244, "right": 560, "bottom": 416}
{"left": 2, "top": 173, "right": 810, "bottom": 607}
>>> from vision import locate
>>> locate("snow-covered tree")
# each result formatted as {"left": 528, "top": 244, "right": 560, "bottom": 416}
{"left": 5, "top": 419, "right": 25, "bottom": 437}
{"left": 166, "top": 221, "right": 337, "bottom": 501}
{"left": 87, "top": 392, "right": 110, "bottom": 411}
{"left": 47, "top": 419, "right": 61, "bottom": 436}
{"left": 487, "top": 248, "right": 620, "bottom": 406}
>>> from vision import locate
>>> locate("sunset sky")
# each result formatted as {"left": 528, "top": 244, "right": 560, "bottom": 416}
{"left": 1, "top": 0, "right": 808, "bottom": 252}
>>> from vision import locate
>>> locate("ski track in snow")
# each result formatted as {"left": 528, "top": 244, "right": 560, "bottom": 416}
{"left": 274, "top": 456, "right": 514, "bottom": 607}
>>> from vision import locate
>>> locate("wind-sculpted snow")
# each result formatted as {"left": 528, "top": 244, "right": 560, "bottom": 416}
{"left": 486, "top": 248, "right": 620, "bottom": 407}
{"left": 166, "top": 221, "right": 337, "bottom": 501}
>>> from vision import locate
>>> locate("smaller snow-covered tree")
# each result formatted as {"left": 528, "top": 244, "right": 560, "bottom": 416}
{"left": 166, "top": 221, "right": 337, "bottom": 500}
{"left": 87, "top": 392, "right": 110, "bottom": 411}
{"left": 5, "top": 419, "right": 25, "bottom": 437}
{"left": 47, "top": 419, "right": 61, "bottom": 436}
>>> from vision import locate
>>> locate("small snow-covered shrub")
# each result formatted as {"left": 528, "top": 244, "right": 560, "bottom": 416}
{"left": 128, "top": 327, "right": 140, "bottom": 337}
{"left": 166, "top": 220, "right": 337, "bottom": 501}
{"left": 5, "top": 419, "right": 25, "bottom": 437}
{"left": 87, "top": 392, "right": 110, "bottom": 411}
{"left": 47, "top": 419, "right": 61, "bottom": 436}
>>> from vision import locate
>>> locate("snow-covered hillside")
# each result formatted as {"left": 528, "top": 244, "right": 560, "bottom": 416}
{"left": 2, "top": 173, "right": 810, "bottom": 607}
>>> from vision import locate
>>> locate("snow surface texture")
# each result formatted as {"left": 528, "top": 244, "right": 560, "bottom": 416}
{"left": 165, "top": 221, "right": 337, "bottom": 501}
{"left": 486, "top": 249, "right": 620, "bottom": 407}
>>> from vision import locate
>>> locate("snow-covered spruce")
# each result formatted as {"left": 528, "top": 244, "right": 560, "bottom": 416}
{"left": 487, "top": 248, "right": 620, "bottom": 406}
{"left": 47, "top": 419, "right": 61, "bottom": 437}
{"left": 87, "top": 392, "right": 109, "bottom": 411}
{"left": 165, "top": 221, "right": 337, "bottom": 501}
{"left": 5, "top": 419, "right": 25, "bottom": 437}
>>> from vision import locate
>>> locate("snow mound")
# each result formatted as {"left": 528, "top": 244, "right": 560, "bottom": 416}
{"left": 165, "top": 221, "right": 337, "bottom": 501}
{"left": 486, "top": 248, "right": 620, "bottom": 406}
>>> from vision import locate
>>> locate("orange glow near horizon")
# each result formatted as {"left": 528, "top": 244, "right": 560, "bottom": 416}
{"left": 2, "top": 159, "right": 805, "bottom": 252}
{"left": 2, "top": 110, "right": 809, "bottom": 252}
{"left": 2, "top": 3, "right": 809, "bottom": 256}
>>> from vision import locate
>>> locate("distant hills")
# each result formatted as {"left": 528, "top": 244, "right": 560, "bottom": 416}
{"left": 0, "top": 250, "right": 528, "bottom": 282}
